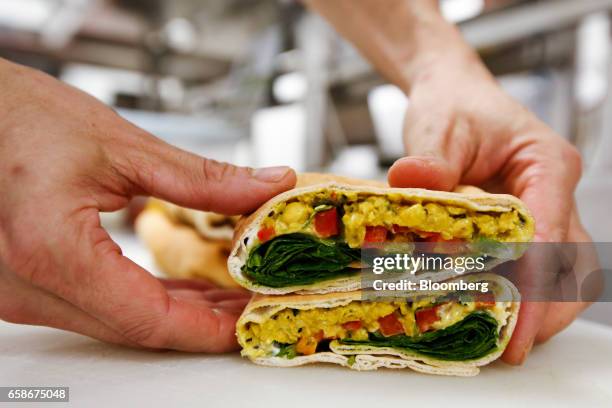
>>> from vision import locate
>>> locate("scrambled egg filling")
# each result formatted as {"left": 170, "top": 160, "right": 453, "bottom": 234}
{"left": 261, "top": 191, "right": 532, "bottom": 248}
{"left": 238, "top": 299, "right": 511, "bottom": 359}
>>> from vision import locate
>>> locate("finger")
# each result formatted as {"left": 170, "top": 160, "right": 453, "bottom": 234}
{"left": 535, "top": 301, "right": 589, "bottom": 343}
{"left": 166, "top": 288, "right": 215, "bottom": 302}
{"left": 170, "top": 295, "right": 250, "bottom": 314}
{"left": 501, "top": 301, "right": 549, "bottom": 365}
{"left": 112, "top": 133, "right": 296, "bottom": 215}
{"left": 168, "top": 293, "right": 250, "bottom": 312}
{"left": 30, "top": 210, "right": 242, "bottom": 352}
{"left": 388, "top": 156, "right": 461, "bottom": 191}
{"left": 388, "top": 110, "right": 475, "bottom": 190}
{"left": 166, "top": 288, "right": 251, "bottom": 303}
{"left": 93, "top": 255, "right": 241, "bottom": 352}
{"left": 504, "top": 138, "right": 581, "bottom": 243}
{"left": 201, "top": 288, "right": 252, "bottom": 303}
{"left": 0, "top": 269, "right": 135, "bottom": 347}
{"left": 215, "top": 298, "right": 250, "bottom": 313}
{"left": 535, "top": 206, "right": 596, "bottom": 342}
{"left": 160, "top": 278, "right": 217, "bottom": 291}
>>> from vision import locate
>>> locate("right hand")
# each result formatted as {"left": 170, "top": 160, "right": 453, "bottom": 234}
{"left": 0, "top": 58, "right": 296, "bottom": 352}
{"left": 387, "top": 54, "right": 595, "bottom": 364}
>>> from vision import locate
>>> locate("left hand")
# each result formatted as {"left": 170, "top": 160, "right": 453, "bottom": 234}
{"left": 0, "top": 59, "right": 296, "bottom": 352}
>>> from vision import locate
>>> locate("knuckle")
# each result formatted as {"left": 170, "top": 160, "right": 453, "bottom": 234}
{"left": 562, "top": 144, "right": 583, "bottom": 176}
{"left": 201, "top": 158, "right": 236, "bottom": 184}
{"left": 116, "top": 303, "right": 171, "bottom": 349}
{"left": 121, "top": 319, "right": 169, "bottom": 349}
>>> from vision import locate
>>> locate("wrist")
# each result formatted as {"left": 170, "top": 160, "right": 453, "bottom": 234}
{"left": 387, "top": 2, "right": 485, "bottom": 93}
{"left": 397, "top": 16, "right": 487, "bottom": 93}
{"left": 404, "top": 46, "right": 491, "bottom": 94}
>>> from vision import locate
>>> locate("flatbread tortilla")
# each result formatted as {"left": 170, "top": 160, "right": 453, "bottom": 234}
{"left": 237, "top": 274, "right": 520, "bottom": 376}
{"left": 154, "top": 200, "right": 238, "bottom": 241}
{"left": 229, "top": 173, "right": 534, "bottom": 294}
{"left": 135, "top": 205, "right": 238, "bottom": 287}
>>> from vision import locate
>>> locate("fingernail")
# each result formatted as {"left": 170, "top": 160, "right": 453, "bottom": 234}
{"left": 253, "top": 166, "right": 291, "bottom": 183}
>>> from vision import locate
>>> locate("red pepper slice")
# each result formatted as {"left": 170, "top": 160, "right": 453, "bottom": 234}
{"left": 415, "top": 304, "right": 442, "bottom": 333}
{"left": 475, "top": 293, "right": 496, "bottom": 308}
{"left": 257, "top": 226, "right": 275, "bottom": 243}
{"left": 295, "top": 330, "right": 324, "bottom": 356}
{"left": 364, "top": 226, "right": 388, "bottom": 243}
{"left": 342, "top": 320, "right": 363, "bottom": 331}
{"left": 314, "top": 208, "right": 339, "bottom": 238}
{"left": 378, "top": 313, "right": 404, "bottom": 336}
{"left": 313, "top": 330, "right": 324, "bottom": 341}
{"left": 392, "top": 224, "right": 411, "bottom": 234}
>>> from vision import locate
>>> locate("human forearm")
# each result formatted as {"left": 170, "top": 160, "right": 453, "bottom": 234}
{"left": 304, "top": 0, "right": 479, "bottom": 92}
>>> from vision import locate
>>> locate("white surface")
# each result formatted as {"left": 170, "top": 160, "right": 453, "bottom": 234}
{"left": 2, "top": 231, "right": 612, "bottom": 407}
{"left": 1, "top": 320, "right": 612, "bottom": 407}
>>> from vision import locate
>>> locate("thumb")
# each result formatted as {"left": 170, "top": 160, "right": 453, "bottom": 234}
{"left": 388, "top": 109, "right": 474, "bottom": 191}
{"left": 115, "top": 133, "right": 297, "bottom": 215}
{"left": 388, "top": 156, "right": 460, "bottom": 191}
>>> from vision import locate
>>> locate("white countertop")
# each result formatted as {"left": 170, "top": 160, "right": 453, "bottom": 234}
{"left": 1, "top": 319, "right": 612, "bottom": 407}
{"left": 1, "top": 231, "right": 611, "bottom": 407}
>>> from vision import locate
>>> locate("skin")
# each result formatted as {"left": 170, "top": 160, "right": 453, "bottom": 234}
{"left": 0, "top": 58, "right": 296, "bottom": 352}
{"left": 0, "top": 1, "right": 597, "bottom": 361}
{"left": 306, "top": 0, "right": 595, "bottom": 364}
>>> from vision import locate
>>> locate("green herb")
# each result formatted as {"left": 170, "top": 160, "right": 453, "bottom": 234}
{"left": 471, "top": 238, "right": 527, "bottom": 262}
{"left": 347, "top": 355, "right": 356, "bottom": 366}
{"left": 243, "top": 233, "right": 361, "bottom": 287}
{"left": 340, "top": 311, "right": 499, "bottom": 361}
{"left": 313, "top": 204, "right": 333, "bottom": 213}
{"left": 275, "top": 343, "right": 297, "bottom": 359}
{"left": 471, "top": 237, "right": 507, "bottom": 256}
{"left": 301, "top": 204, "right": 334, "bottom": 229}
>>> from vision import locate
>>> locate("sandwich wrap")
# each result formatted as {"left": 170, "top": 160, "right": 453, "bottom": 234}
{"left": 236, "top": 274, "right": 519, "bottom": 376}
{"left": 135, "top": 200, "right": 238, "bottom": 287}
{"left": 229, "top": 173, "right": 534, "bottom": 294}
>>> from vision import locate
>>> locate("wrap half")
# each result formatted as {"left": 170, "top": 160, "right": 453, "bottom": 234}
{"left": 237, "top": 274, "right": 519, "bottom": 376}
{"left": 229, "top": 173, "right": 534, "bottom": 294}
{"left": 154, "top": 200, "right": 237, "bottom": 241}
{"left": 135, "top": 199, "right": 238, "bottom": 287}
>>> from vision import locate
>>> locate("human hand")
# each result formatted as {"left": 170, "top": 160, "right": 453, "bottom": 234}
{"left": 387, "top": 54, "right": 594, "bottom": 364}
{"left": 0, "top": 59, "right": 296, "bottom": 352}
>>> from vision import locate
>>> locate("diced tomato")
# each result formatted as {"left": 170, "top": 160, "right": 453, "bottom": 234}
{"left": 411, "top": 230, "right": 454, "bottom": 242}
{"left": 412, "top": 230, "right": 442, "bottom": 241}
{"left": 313, "top": 330, "right": 324, "bottom": 341}
{"left": 413, "top": 230, "right": 466, "bottom": 254}
{"left": 392, "top": 225, "right": 411, "bottom": 234}
{"left": 314, "top": 208, "right": 339, "bottom": 238}
{"left": 475, "top": 293, "right": 496, "bottom": 308}
{"left": 296, "top": 330, "right": 324, "bottom": 355}
{"left": 415, "top": 304, "right": 442, "bottom": 333}
{"left": 296, "top": 336, "right": 317, "bottom": 355}
{"left": 364, "top": 226, "right": 388, "bottom": 243}
{"left": 342, "top": 320, "right": 362, "bottom": 331}
{"left": 257, "top": 226, "right": 275, "bottom": 243}
{"left": 413, "top": 230, "right": 435, "bottom": 238}
{"left": 378, "top": 313, "right": 404, "bottom": 336}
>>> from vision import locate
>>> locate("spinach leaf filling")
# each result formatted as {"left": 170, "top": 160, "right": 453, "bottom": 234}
{"left": 340, "top": 311, "right": 499, "bottom": 361}
{"left": 243, "top": 233, "right": 361, "bottom": 287}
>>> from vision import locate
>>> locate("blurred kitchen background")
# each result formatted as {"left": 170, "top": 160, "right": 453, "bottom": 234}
{"left": 1, "top": 0, "right": 611, "bottom": 321}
